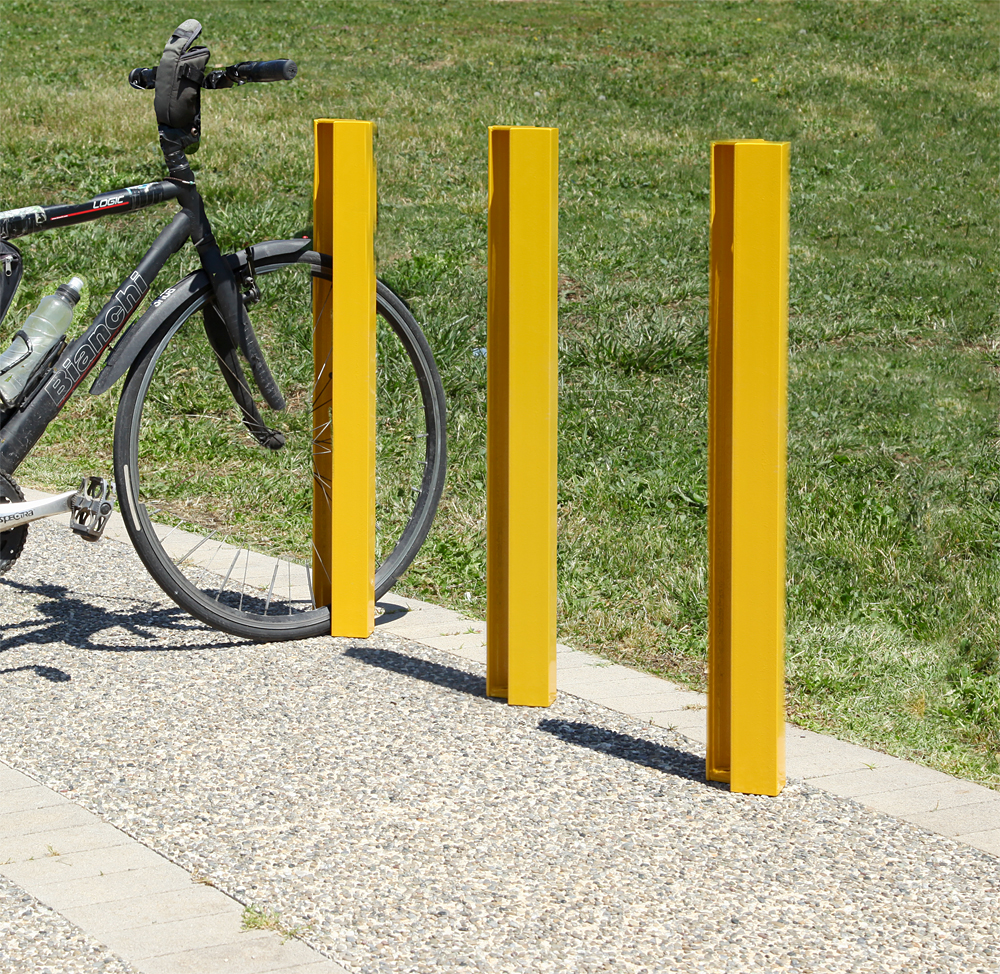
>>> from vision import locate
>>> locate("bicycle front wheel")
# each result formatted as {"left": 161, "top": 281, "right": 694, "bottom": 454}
{"left": 113, "top": 248, "right": 447, "bottom": 641}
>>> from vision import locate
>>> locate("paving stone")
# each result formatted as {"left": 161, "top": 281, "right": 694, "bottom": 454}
{"left": 137, "top": 936, "right": 342, "bottom": 974}
{"left": 0, "top": 801, "right": 98, "bottom": 838}
{"left": 1, "top": 840, "right": 173, "bottom": 888}
{"left": 557, "top": 668, "right": 653, "bottom": 694}
{"left": 553, "top": 648, "right": 595, "bottom": 669}
{"left": 274, "top": 962, "right": 351, "bottom": 974}
{"left": 0, "top": 761, "right": 41, "bottom": 791}
{"left": 418, "top": 634, "right": 487, "bottom": 660}
{"left": 24, "top": 862, "right": 195, "bottom": 911}
{"left": 905, "top": 799, "right": 1000, "bottom": 838}
{"left": 641, "top": 708, "right": 708, "bottom": 740}
{"left": 805, "top": 761, "right": 959, "bottom": 798}
{"left": 376, "top": 598, "right": 468, "bottom": 630}
{"left": 61, "top": 884, "right": 239, "bottom": 934}
{"left": 583, "top": 688, "right": 707, "bottom": 715}
{"left": 0, "top": 819, "right": 134, "bottom": 864}
{"left": 785, "top": 732, "right": 888, "bottom": 778}
{"left": 109, "top": 912, "right": 271, "bottom": 962}
{"left": 859, "top": 778, "right": 998, "bottom": 817}
{"left": 0, "top": 782, "right": 68, "bottom": 815}
{"left": 962, "top": 829, "right": 1000, "bottom": 857}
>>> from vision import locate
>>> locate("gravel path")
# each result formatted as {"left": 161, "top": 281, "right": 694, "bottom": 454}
{"left": 1, "top": 519, "right": 998, "bottom": 974}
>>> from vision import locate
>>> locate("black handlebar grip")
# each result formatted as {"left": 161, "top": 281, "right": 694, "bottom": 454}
{"left": 234, "top": 59, "right": 297, "bottom": 83}
{"left": 128, "top": 67, "right": 157, "bottom": 90}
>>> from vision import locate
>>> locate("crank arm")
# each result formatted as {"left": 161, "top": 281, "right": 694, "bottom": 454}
{"left": 0, "top": 491, "right": 76, "bottom": 530}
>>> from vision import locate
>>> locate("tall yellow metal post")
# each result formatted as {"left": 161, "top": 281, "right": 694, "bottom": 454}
{"left": 486, "top": 126, "right": 558, "bottom": 707}
{"left": 706, "top": 139, "right": 789, "bottom": 796}
{"left": 312, "top": 119, "right": 377, "bottom": 637}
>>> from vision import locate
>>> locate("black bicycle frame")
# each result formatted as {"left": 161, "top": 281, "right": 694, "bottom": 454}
{"left": 0, "top": 181, "right": 182, "bottom": 240}
{"left": 0, "top": 179, "right": 209, "bottom": 474}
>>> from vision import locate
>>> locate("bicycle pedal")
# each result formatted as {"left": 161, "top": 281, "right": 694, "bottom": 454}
{"left": 70, "top": 477, "right": 116, "bottom": 542}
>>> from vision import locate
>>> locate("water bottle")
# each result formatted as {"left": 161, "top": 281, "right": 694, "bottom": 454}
{"left": 0, "top": 277, "right": 83, "bottom": 406}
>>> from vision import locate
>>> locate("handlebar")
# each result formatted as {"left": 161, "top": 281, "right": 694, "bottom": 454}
{"left": 219, "top": 60, "right": 298, "bottom": 84}
{"left": 128, "top": 59, "right": 297, "bottom": 91}
{"left": 128, "top": 66, "right": 157, "bottom": 90}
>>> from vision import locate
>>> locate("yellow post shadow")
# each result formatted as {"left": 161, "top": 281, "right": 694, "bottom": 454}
{"left": 312, "top": 119, "right": 376, "bottom": 637}
{"left": 706, "top": 139, "right": 790, "bottom": 797}
{"left": 486, "top": 126, "right": 558, "bottom": 707}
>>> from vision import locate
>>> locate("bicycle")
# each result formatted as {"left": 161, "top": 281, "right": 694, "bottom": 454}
{"left": 0, "top": 20, "right": 448, "bottom": 641}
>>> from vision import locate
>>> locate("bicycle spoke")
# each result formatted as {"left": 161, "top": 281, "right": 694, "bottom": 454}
{"left": 178, "top": 528, "right": 218, "bottom": 566}
{"left": 115, "top": 259, "right": 445, "bottom": 640}
{"left": 216, "top": 548, "right": 241, "bottom": 602}
{"left": 264, "top": 561, "right": 279, "bottom": 615}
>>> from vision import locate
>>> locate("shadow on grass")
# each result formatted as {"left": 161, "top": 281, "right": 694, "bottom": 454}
{"left": 0, "top": 577, "right": 245, "bottom": 660}
{"left": 537, "top": 719, "right": 711, "bottom": 784}
{"left": 344, "top": 644, "right": 487, "bottom": 697}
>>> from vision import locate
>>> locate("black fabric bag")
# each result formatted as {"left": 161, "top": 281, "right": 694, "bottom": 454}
{"left": 154, "top": 19, "right": 210, "bottom": 149}
{"left": 0, "top": 240, "right": 23, "bottom": 329}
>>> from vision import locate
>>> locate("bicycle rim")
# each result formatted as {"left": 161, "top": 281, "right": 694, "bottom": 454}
{"left": 114, "top": 253, "right": 446, "bottom": 640}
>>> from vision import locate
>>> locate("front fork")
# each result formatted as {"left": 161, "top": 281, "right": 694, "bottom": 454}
{"left": 165, "top": 141, "right": 287, "bottom": 419}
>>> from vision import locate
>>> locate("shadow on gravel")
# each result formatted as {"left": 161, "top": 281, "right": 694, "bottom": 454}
{"left": 346, "top": 648, "right": 714, "bottom": 783}
{"left": 0, "top": 664, "right": 71, "bottom": 682}
{"left": 538, "top": 719, "right": 711, "bottom": 784}
{"left": 345, "top": 645, "right": 487, "bottom": 697}
{"left": 0, "top": 578, "right": 242, "bottom": 654}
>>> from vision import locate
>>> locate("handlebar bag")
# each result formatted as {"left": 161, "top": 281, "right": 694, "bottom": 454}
{"left": 154, "top": 19, "right": 210, "bottom": 148}
{"left": 0, "top": 240, "right": 23, "bottom": 329}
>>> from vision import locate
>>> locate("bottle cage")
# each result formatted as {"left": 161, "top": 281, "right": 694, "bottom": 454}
{"left": 0, "top": 240, "right": 23, "bottom": 329}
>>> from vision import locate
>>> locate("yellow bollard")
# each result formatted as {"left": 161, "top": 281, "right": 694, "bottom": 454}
{"left": 486, "top": 126, "right": 558, "bottom": 707}
{"left": 706, "top": 139, "right": 790, "bottom": 796}
{"left": 312, "top": 119, "right": 377, "bottom": 637}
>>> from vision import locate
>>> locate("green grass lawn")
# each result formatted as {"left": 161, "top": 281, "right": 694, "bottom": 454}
{"left": 1, "top": 1, "right": 997, "bottom": 786}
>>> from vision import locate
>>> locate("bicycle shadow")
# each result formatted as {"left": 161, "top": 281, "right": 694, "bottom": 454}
{"left": 0, "top": 663, "right": 71, "bottom": 682}
{"left": 0, "top": 576, "right": 244, "bottom": 662}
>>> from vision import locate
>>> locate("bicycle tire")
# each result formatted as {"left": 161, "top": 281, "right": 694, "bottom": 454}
{"left": 113, "top": 247, "right": 447, "bottom": 641}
